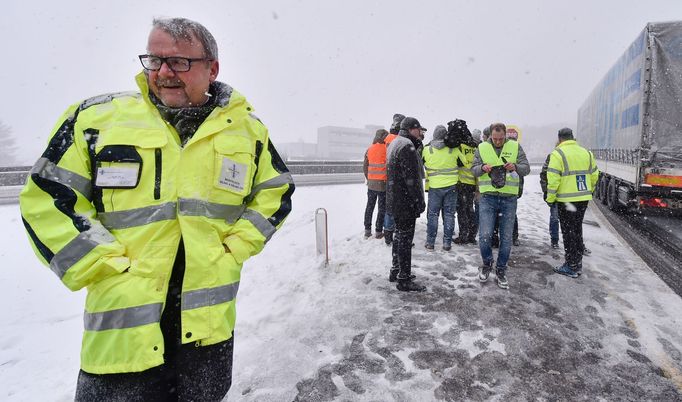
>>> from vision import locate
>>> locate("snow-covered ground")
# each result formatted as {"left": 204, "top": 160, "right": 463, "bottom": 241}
{"left": 1, "top": 175, "right": 681, "bottom": 401}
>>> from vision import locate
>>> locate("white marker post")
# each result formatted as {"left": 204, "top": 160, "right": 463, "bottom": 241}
{"left": 315, "top": 208, "right": 329, "bottom": 266}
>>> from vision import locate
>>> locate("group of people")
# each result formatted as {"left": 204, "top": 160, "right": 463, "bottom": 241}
{"left": 363, "top": 115, "right": 599, "bottom": 292}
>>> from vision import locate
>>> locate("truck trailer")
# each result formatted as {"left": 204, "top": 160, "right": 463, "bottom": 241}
{"left": 577, "top": 21, "right": 682, "bottom": 213}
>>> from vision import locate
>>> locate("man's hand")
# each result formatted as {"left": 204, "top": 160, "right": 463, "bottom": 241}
{"left": 503, "top": 162, "right": 516, "bottom": 172}
{"left": 482, "top": 164, "right": 492, "bottom": 173}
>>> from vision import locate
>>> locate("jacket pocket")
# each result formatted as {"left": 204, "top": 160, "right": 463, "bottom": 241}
{"left": 211, "top": 135, "right": 255, "bottom": 202}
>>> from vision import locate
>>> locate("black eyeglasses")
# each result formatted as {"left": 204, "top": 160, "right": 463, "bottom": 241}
{"left": 138, "top": 55, "right": 212, "bottom": 72}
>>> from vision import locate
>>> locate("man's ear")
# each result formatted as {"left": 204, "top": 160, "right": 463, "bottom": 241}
{"left": 209, "top": 60, "right": 219, "bottom": 81}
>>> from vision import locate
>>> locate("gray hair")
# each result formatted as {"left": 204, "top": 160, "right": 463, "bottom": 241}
{"left": 152, "top": 17, "right": 219, "bottom": 60}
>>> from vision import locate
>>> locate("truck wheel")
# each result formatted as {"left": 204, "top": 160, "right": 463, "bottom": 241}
{"left": 607, "top": 180, "right": 622, "bottom": 212}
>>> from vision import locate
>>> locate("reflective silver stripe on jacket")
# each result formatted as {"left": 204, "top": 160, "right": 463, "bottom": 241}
{"left": 99, "top": 202, "right": 177, "bottom": 230}
{"left": 368, "top": 163, "right": 386, "bottom": 168}
{"left": 555, "top": 148, "right": 593, "bottom": 176}
{"left": 478, "top": 180, "right": 520, "bottom": 188}
{"left": 50, "top": 225, "right": 117, "bottom": 279}
{"left": 546, "top": 167, "right": 563, "bottom": 176}
{"left": 182, "top": 282, "right": 240, "bottom": 311}
{"left": 84, "top": 302, "right": 163, "bottom": 331}
{"left": 556, "top": 190, "right": 592, "bottom": 199}
{"left": 31, "top": 157, "right": 92, "bottom": 200}
{"left": 246, "top": 173, "right": 294, "bottom": 203}
{"left": 178, "top": 198, "right": 246, "bottom": 224}
{"left": 425, "top": 167, "right": 459, "bottom": 177}
{"left": 242, "top": 209, "right": 277, "bottom": 240}
{"left": 547, "top": 188, "right": 558, "bottom": 194}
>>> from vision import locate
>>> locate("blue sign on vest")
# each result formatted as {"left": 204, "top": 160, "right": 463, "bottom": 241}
{"left": 576, "top": 175, "right": 587, "bottom": 191}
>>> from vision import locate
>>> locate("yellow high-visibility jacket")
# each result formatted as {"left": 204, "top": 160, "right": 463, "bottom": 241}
{"left": 19, "top": 72, "right": 294, "bottom": 374}
{"left": 422, "top": 144, "right": 461, "bottom": 190}
{"left": 477, "top": 141, "right": 520, "bottom": 196}
{"left": 546, "top": 140, "right": 598, "bottom": 203}
{"left": 458, "top": 143, "right": 477, "bottom": 185}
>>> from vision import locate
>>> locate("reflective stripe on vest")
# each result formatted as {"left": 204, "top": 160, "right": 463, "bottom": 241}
{"left": 367, "top": 143, "right": 387, "bottom": 181}
{"left": 422, "top": 145, "right": 459, "bottom": 189}
{"left": 477, "top": 141, "right": 519, "bottom": 195}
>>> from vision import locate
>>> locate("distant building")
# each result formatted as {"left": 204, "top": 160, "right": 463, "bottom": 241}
{"left": 317, "top": 125, "right": 383, "bottom": 160}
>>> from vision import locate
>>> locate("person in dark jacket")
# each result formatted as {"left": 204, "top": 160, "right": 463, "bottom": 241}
{"left": 363, "top": 129, "right": 389, "bottom": 238}
{"left": 386, "top": 117, "right": 427, "bottom": 292}
{"left": 540, "top": 141, "right": 561, "bottom": 249}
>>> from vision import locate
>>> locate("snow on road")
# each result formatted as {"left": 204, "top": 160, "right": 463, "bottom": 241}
{"left": 1, "top": 175, "right": 681, "bottom": 401}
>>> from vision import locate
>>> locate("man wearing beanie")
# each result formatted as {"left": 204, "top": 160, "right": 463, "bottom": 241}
{"left": 422, "top": 125, "right": 462, "bottom": 251}
{"left": 386, "top": 117, "right": 427, "bottom": 292}
{"left": 546, "top": 128, "right": 599, "bottom": 278}
{"left": 363, "top": 129, "right": 389, "bottom": 239}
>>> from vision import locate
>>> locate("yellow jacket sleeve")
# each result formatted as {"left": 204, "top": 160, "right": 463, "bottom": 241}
{"left": 20, "top": 104, "right": 129, "bottom": 291}
{"left": 223, "top": 119, "right": 294, "bottom": 264}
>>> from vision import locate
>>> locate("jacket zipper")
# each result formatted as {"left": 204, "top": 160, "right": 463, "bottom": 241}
{"left": 154, "top": 149, "right": 162, "bottom": 200}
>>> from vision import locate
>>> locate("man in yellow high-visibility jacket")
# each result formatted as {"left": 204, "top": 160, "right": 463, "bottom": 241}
{"left": 422, "top": 125, "right": 463, "bottom": 251}
{"left": 472, "top": 123, "right": 530, "bottom": 290}
{"left": 546, "top": 128, "right": 599, "bottom": 278}
{"left": 20, "top": 18, "right": 293, "bottom": 401}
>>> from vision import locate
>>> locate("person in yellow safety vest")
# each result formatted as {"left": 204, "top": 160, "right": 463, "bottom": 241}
{"left": 546, "top": 127, "right": 599, "bottom": 279}
{"left": 421, "top": 125, "right": 463, "bottom": 251}
{"left": 453, "top": 129, "right": 480, "bottom": 245}
{"left": 19, "top": 18, "right": 294, "bottom": 401}
{"left": 382, "top": 113, "right": 405, "bottom": 246}
{"left": 472, "top": 122, "right": 530, "bottom": 290}
{"left": 363, "top": 129, "right": 389, "bottom": 239}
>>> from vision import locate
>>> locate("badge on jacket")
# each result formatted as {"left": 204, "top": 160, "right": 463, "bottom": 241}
{"left": 218, "top": 157, "right": 248, "bottom": 192}
{"left": 95, "top": 163, "right": 141, "bottom": 188}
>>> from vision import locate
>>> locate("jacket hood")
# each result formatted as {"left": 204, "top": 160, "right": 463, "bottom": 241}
{"left": 430, "top": 125, "right": 447, "bottom": 149}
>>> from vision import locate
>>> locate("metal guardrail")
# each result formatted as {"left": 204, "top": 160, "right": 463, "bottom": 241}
{"left": 0, "top": 163, "right": 365, "bottom": 204}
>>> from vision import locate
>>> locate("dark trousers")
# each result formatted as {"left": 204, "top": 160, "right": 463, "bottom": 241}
{"left": 391, "top": 217, "right": 416, "bottom": 280}
{"left": 456, "top": 183, "right": 477, "bottom": 240}
{"left": 364, "top": 189, "right": 386, "bottom": 232}
{"left": 557, "top": 201, "right": 589, "bottom": 267}
{"left": 75, "top": 242, "right": 234, "bottom": 402}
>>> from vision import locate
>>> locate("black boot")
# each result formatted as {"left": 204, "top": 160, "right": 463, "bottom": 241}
{"left": 384, "top": 230, "right": 393, "bottom": 246}
{"left": 396, "top": 279, "right": 426, "bottom": 292}
{"left": 389, "top": 272, "right": 415, "bottom": 283}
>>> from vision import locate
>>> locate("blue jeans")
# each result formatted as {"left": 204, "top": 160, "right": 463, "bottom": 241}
{"left": 384, "top": 213, "right": 395, "bottom": 232}
{"left": 478, "top": 194, "right": 517, "bottom": 270}
{"left": 426, "top": 186, "right": 457, "bottom": 246}
{"left": 549, "top": 203, "right": 560, "bottom": 244}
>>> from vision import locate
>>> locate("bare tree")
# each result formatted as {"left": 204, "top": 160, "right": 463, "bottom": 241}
{"left": 0, "top": 120, "right": 17, "bottom": 167}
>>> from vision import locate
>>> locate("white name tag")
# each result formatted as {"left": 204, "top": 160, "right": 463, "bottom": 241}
{"left": 95, "top": 164, "right": 140, "bottom": 187}
{"left": 217, "top": 157, "right": 248, "bottom": 193}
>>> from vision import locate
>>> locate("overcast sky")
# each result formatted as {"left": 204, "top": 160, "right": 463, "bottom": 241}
{"left": 2, "top": 0, "right": 681, "bottom": 164}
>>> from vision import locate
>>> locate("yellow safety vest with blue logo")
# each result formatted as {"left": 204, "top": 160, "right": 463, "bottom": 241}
{"left": 546, "top": 140, "right": 599, "bottom": 203}
{"left": 477, "top": 140, "right": 520, "bottom": 196}
{"left": 19, "top": 72, "right": 294, "bottom": 374}
{"left": 422, "top": 144, "right": 461, "bottom": 190}
{"left": 458, "top": 143, "right": 476, "bottom": 185}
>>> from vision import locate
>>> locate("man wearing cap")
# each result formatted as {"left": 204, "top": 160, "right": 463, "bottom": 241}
{"left": 382, "top": 113, "right": 405, "bottom": 245}
{"left": 386, "top": 117, "right": 427, "bottom": 292}
{"left": 546, "top": 128, "right": 599, "bottom": 278}
{"left": 472, "top": 123, "right": 530, "bottom": 289}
